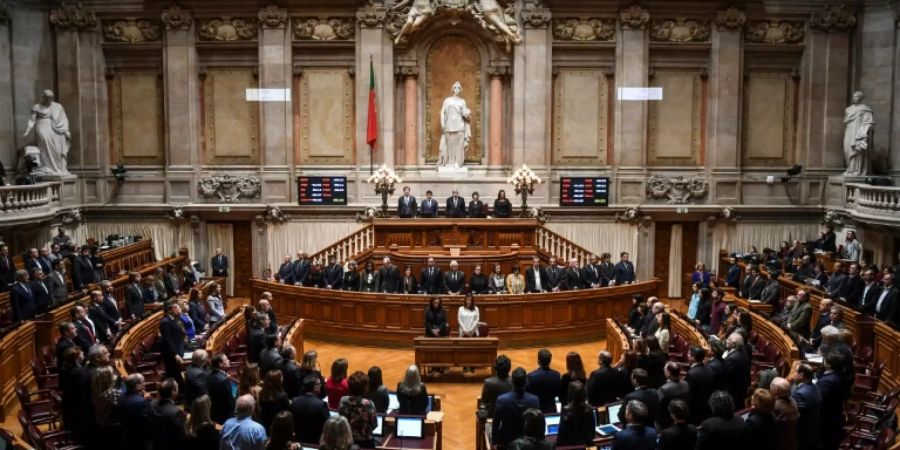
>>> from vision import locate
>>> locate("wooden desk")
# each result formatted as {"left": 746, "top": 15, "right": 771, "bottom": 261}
{"left": 0, "top": 321, "right": 35, "bottom": 416}
{"left": 605, "top": 318, "right": 630, "bottom": 363}
{"left": 873, "top": 321, "right": 900, "bottom": 392}
{"left": 100, "top": 239, "right": 156, "bottom": 279}
{"left": 205, "top": 308, "right": 245, "bottom": 356}
{"left": 283, "top": 318, "right": 308, "bottom": 357}
{"left": 747, "top": 308, "right": 799, "bottom": 373}
{"left": 414, "top": 337, "right": 498, "bottom": 373}
{"left": 380, "top": 435, "right": 436, "bottom": 450}
{"left": 114, "top": 311, "right": 164, "bottom": 379}
{"left": 670, "top": 311, "right": 710, "bottom": 353}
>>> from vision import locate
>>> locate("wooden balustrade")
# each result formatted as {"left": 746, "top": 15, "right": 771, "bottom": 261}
{"left": 846, "top": 183, "right": 900, "bottom": 219}
{"left": 283, "top": 318, "right": 308, "bottom": 357}
{"left": 100, "top": 239, "right": 156, "bottom": 279}
{"left": 0, "top": 321, "right": 36, "bottom": 416}
{"left": 605, "top": 318, "right": 630, "bottom": 364}
{"left": 310, "top": 224, "right": 375, "bottom": 264}
{"left": 534, "top": 226, "right": 593, "bottom": 265}
{"left": 114, "top": 310, "right": 164, "bottom": 379}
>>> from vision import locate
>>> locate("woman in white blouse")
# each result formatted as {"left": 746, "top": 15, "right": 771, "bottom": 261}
{"left": 206, "top": 282, "right": 226, "bottom": 324}
{"left": 457, "top": 293, "right": 480, "bottom": 373}
{"left": 655, "top": 311, "right": 671, "bottom": 355}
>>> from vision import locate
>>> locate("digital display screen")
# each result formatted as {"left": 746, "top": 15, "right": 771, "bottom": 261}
{"left": 560, "top": 177, "right": 609, "bottom": 206}
{"left": 396, "top": 417, "right": 424, "bottom": 438}
{"left": 545, "top": 414, "right": 561, "bottom": 435}
{"left": 606, "top": 403, "right": 622, "bottom": 424}
{"left": 298, "top": 176, "right": 347, "bottom": 205}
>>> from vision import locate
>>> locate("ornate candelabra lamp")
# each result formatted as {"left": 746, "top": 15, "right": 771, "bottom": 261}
{"left": 507, "top": 164, "right": 542, "bottom": 218}
{"left": 367, "top": 164, "right": 401, "bottom": 218}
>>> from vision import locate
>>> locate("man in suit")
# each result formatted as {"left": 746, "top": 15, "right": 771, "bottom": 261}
{"left": 760, "top": 276, "right": 782, "bottom": 309}
{"left": 525, "top": 349, "right": 561, "bottom": 413}
{"left": 99, "top": 280, "right": 122, "bottom": 325}
{"left": 148, "top": 378, "right": 187, "bottom": 450}
{"left": 88, "top": 290, "right": 120, "bottom": 344}
{"left": 419, "top": 190, "right": 439, "bottom": 218}
{"left": 323, "top": 255, "right": 343, "bottom": 289}
{"left": 818, "top": 353, "right": 848, "bottom": 450}
{"left": 124, "top": 272, "right": 144, "bottom": 319}
{"left": 492, "top": 367, "right": 540, "bottom": 448}
{"left": 419, "top": 257, "right": 444, "bottom": 294}
{"left": 276, "top": 255, "right": 294, "bottom": 284}
{"left": 281, "top": 345, "right": 303, "bottom": 398}
{"left": 70, "top": 304, "right": 96, "bottom": 353}
{"left": 840, "top": 263, "right": 865, "bottom": 307}
{"left": 583, "top": 255, "right": 603, "bottom": 288}
{"left": 882, "top": 274, "right": 900, "bottom": 327}
{"left": 45, "top": 259, "right": 68, "bottom": 308}
{"left": 163, "top": 265, "right": 180, "bottom": 298}
{"left": 725, "top": 258, "right": 741, "bottom": 288}
{"left": 481, "top": 355, "right": 512, "bottom": 416}
{"left": 544, "top": 257, "right": 564, "bottom": 292}
{"left": 159, "top": 301, "right": 186, "bottom": 386}
{"left": 741, "top": 266, "right": 766, "bottom": 300}
{"left": 73, "top": 245, "right": 97, "bottom": 290}
{"left": 446, "top": 189, "right": 466, "bottom": 218}
{"left": 861, "top": 269, "right": 883, "bottom": 314}
{"left": 660, "top": 399, "right": 697, "bottom": 450}
{"left": 10, "top": 269, "right": 36, "bottom": 322}
{"left": 291, "top": 374, "right": 331, "bottom": 444}
{"left": 792, "top": 364, "right": 822, "bottom": 450}
{"left": 811, "top": 298, "right": 834, "bottom": 348}
{"left": 657, "top": 362, "right": 690, "bottom": 429}
{"left": 292, "top": 251, "right": 311, "bottom": 286}
{"left": 211, "top": 248, "right": 229, "bottom": 277}
{"left": 597, "top": 253, "right": 615, "bottom": 287}
{"left": 443, "top": 260, "right": 465, "bottom": 295}
{"left": 34, "top": 247, "right": 52, "bottom": 275}
{"left": 789, "top": 290, "right": 814, "bottom": 338}
{"left": 397, "top": 186, "right": 418, "bottom": 218}
{"left": 29, "top": 268, "right": 52, "bottom": 315}
{"left": 259, "top": 334, "right": 284, "bottom": 375}
{"left": 184, "top": 349, "right": 210, "bottom": 408}
{"left": 723, "top": 332, "right": 751, "bottom": 408}
{"left": 0, "top": 245, "right": 15, "bottom": 291}
{"left": 23, "top": 248, "right": 41, "bottom": 274}
{"left": 825, "top": 262, "right": 848, "bottom": 299}
{"left": 55, "top": 321, "right": 77, "bottom": 366}
{"left": 525, "top": 255, "right": 548, "bottom": 293}
{"left": 613, "top": 400, "right": 658, "bottom": 449}
{"left": 118, "top": 373, "right": 151, "bottom": 450}
{"left": 247, "top": 313, "right": 267, "bottom": 364}
{"left": 208, "top": 354, "right": 235, "bottom": 424}
{"left": 614, "top": 252, "right": 636, "bottom": 285}
{"left": 586, "top": 351, "right": 626, "bottom": 406}
{"left": 685, "top": 347, "right": 714, "bottom": 424}
{"left": 562, "top": 257, "right": 585, "bottom": 290}
{"left": 377, "top": 256, "right": 400, "bottom": 293}
{"left": 618, "top": 369, "right": 659, "bottom": 427}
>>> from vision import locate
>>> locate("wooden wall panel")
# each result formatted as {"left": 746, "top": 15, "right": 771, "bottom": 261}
{"left": 552, "top": 69, "right": 608, "bottom": 165}
{"left": 742, "top": 71, "right": 795, "bottom": 167}
{"left": 203, "top": 68, "right": 260, "bottom": 165}
{"left": 648, "top": 70, "right": 701, "bottom": 166}
{"left": 110, "top": 70, "right": 164, "bottom": 165}
{"left": 298, "top": 69, "right": 354, "bottom": 164}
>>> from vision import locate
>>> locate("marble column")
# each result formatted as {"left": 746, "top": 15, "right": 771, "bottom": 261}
{"left": 855, "top": 3, "right": 895, "bottom": 174}
{"left": 707, "top": 7, "right": 745, "bottom": 173}
{"left": 614, "top": 5, "right": 650, "bottom": 170}
{"left": 488, "top": 66, "right": 507, "bottom": 168}
{"left": 512, "top": 4, "right": 551, "bottom": 168}
{"left": 257, "top": 6, "right": 292, "bottom": 203}
{"left": 51, "top": 2, "right": 107, "bottom": 172}
{"left": 355, "top": 3, "right": 394, "bottom": 170}
{"left": 400, "top": 67, "right": 418, "bottom": 167}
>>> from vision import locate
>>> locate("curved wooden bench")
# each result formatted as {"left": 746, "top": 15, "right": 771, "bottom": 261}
{"left": 114, "top": 310, "right": 164, "bottom": 379}
{"left": 670, "top": 310, "right": 711, "bottom": 353}
{"left": 204, "top": 308, "right": 245, "bottom": 357}
{"left": 282, "top": 318, "right": 307, "bottom": 357}
{"left": 253, "top": 279, "right": 661, "bottom": 348}
{"left": 605, "top": 318, "right": 630, "bottom": 363}
{"left": 747, "top": 309, "right": 799, "bottom": 372}
{"left": 0, "top": 321, "right": 36, "bottom": 416}
{"left": 873, "top": 322, "right": 900, "bottom": 393}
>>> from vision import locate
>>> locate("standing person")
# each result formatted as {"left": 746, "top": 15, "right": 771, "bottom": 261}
{"left": 685, "top": 347, "right": 714, "bottom": 424}
{"left": 46, "top": 259, "right": 68, "bottom": 308}
{"left": 493, "top": 189, "right": 512, "bottom": 218}
{"left": 259, "top": 370, "right": 292, "bottom": 432}
{"left": 587, "top": 351, "right": 626, "bottom": 407}
{"left": 526, "top": 349, "right": 561, "bottom": 413}
{"left": 338, "top": 371, "right": 377, "bottom": 448}
{"left": 292, "top": 252, "right": 311, "bottom": 287}
{"left": 221, "top": 394, "right": 268, "bottom": 450}
{"left": 397, "top": 365, "right": 430, "bottom": 415}
{"left": 211, "top": 248, "right": 229, "bottom": 277}
{"left": 562, "top": 257, "right": 585, "bottom": 290}
{"left": 544, "top": 257, "right": 563, "bottom": 292}
{"left": 148, "top": 379, "right": 187, "bottom": 450}
{"left": 318, "top": 416, "right": 355, "bottom": 450}
{"left": 325, "top": 358, "right": 349, "bottom": 409}
{"left": 614, "top": 252, "right": 636, "bottom": 285}
{"left": 185, "top": 349, "right": 211, "bottom": 408}
{"left": 489, "top": 263, "right": 506, "bottom": 294}
{"left": 397, "top": 186, "right": 418, "bottom": 218}
{"left": 341, "top": 260, "right": 359, "bottom": 292}
{"left": 791, "top": 365, "right": 822, "bottom": 450}
{"left": 419, "top": 190, "right": 439, "bottom": 218}
{"left": 188, "top": 288, "right": 209, "bottom": 333}
{"left": 425, "top": 296, "right": 450, "bottom": 337}
{"left": 159, "top": 301, "right": 186, "bottom": 387}
{"left": 0, "top": 245, "right": 14, "bottom": 292}
{"left": 481, "top": 355, "right": 513, "bottom": 416}
{"left": 493, "top": 368, "right": 540, "bottom": 448}
{"left": 506, "top": 265, "right": 525, "bottom": 294}
{"left": 508, "top": 409, "right": 554, "bottom": 450}
{"left": 118, "top": 373, "right": 151, "bottom": 450}
{"left": 686, "top": 282, "right": 702, "bottom": 321}
{"left": 184, "top": 395, "right": 221, "bottom": 450}
{"left": 291, "top": 374, "right": 330, "bottom": 444}
{"left": 91, "top": 366, "right": 122, "bottom": 450}
{"left": 770, "top": 377, "right": 800, "bottom": 450}
{"left": 611, "top": 400, "right": 658, "bottom": 450}
{"left": 124, "top": 272, "right": 144, "bottom": 320}
{"left": 617, "top": 369, "right": 659, "bottom": 427}
{"left": 323, "top": 255, "right": 343, "bottom": 290}
{"left": 742, "top": 389, "right": 776, "bottom": 450}
{"left": 708, "top": 289, "right": 727, "bottom": 335}
{"left": 469, "top": 264, "right": 489, "bottom": 294}
{"left": 723, "top": 333, "right": 751, "bottom": 408}
{"left": 446, "top": 189, "right": 467, "bottom": 218}
{"left": 691, "top": 263, "right": 710, "bottom": 288}
{"left": 657, "top": 362, "right": 690, "bottom": 429}
{"left": 29, "top": 268, "right": 51, "bottom": 315}
{"left": 10, "top": 270, "right": 36, "bottom": 322}
{"left": 842, "top": 230, "right": 862, "bottom": 261}
{"left": 655, "top": 312, "right": 672, "bottom": 355}
{"left": 558, "top": 352, "right": 587, "bottom": 406}
{"left": 659, "top": 399, "right": 697, "bottom": 450}
{"left": 525, "top": 255, "right": 547, "bottom": 293}
{"left": 419, "top": 257, "right": 444, "bottom": 295}
{"left": 358, "top": 260, "right": 378, "bottom": 293}
{"left": 695, "top": 391, "right": 744, "bottom": 450}
{"left": 364, "top": 367, "right": 390, "bottom": 413}
{"left": 468, "top": 192, "right": 486, "bottom": 218}
{"left": 298, "top": 350, "right": 327, "bottom": 399}
{"left": 276, "top": 255, "right": 294, "bottom": 285}
{"left": 458, "top": 293, "right": 480, "bottom": 338}
{"left": 557, "top": 381, "right": 594, "bottom": 447}
{"left": 789, "top": 290, "right": 814, "bottom": 338}
{"left": 818, "top": 353, "right": 848, "bottom": 450}
{"left": 267, "top": 411, "right": 299, "bottom": 450}
{"left": 583, "top": 255, "right": 603, "bottom": 288}
{"left": 400, "top": 265, "right": 418, "bottom": 294}
{"left": 208, "top": 354, "right": 236, "bottom": 425}
{"left": 443, "top": 260, "right": 466, "bottom": 294}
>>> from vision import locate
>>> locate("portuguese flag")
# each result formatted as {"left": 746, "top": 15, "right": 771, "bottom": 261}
{"left": 366, "top": 57, "right": 378, "bottom": 149}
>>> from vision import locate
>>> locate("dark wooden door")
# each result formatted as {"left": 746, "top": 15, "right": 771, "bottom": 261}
{"left": 231, "top": 221, "right": 252, "bottom": 297}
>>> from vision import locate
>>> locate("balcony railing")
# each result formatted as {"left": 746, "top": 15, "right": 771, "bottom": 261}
{"left": 845, "top": 183, "right": 900, "bottom": 219}
{"left": 0, "top": 182, "right": 61, "bottom": 216}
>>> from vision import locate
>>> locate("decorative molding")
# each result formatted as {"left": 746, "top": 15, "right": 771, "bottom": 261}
{"left": 646, "top": 175, "right": 709, "bottom": 204}
{"left": 715, "top": 6, "right": 746, "bottom": 31}
{"left": 160, "top": 5, "right": 191, "bottom": 31}
{"left": 398, "top": 66, "right": 419, "bottom": 77}
{"left": 745, "top": 20, "right": 805, "bottom": 44}
{"left": 809, "top": 4, "right": 856, "bottom": 32}
{"left": 298, "top": 69, "right": 354, "bottom": 165}
{"left": 521, "top": 6, "right": 552, "bottom": 29}
{"left": 552, "top": 18, "right": 615, "bottom": 41}
{"left": 62, "top": 208, "right": 84, "bottom": 225}
{"left": 487, "top": 65, "right": 509, "bottom": 77}
{"left": 197, "top": 17, "right": 259, "bottom": 41}
{"left": 265, "top": 205, "right": 291, "bottom": 224}
{"left": 742, "top": 71, "right": 796, "bottom": 167}
{"left": 258, "top": 5, "right": 288, "bottom": 29}
{"left": 203, "top": 68, "right": 260, "bottom": 164}
{"left": 102, "top": 19, "right": 162, "bottom": 43}
{"left": 823, "top": 209, "right": 849, "bottom": 227}
{"left": 650, "top": 18, "right": 710, "bottom": 42}
{"left": 166, "top": 206, "right": 187, "bottom": 224}
{"left": 109, "top": 70, "right": 165, "bottom": 165}
{"left": 356, "top": 2, "right": 387, "bottom": 28}
{"left": 647, "top": 70, "right": 702, "bottom": 166}
{"left": 619, "top": 4, "right": 649, "bottom": 30}
{"left": 292, "top": 17, "right": 355, "bottom": 41}
{"left": 197, "top": 175, "right": 261, "bottom": 202}
{"left": 50, "top": 2, "right": 97, "bottom": 31}
{"left": 386, "top": 0, "right": 522, "bottom": 51}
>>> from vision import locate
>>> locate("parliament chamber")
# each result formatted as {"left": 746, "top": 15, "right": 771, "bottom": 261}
{"left": 1, "top": 0, "right": 900, "bottom": 449}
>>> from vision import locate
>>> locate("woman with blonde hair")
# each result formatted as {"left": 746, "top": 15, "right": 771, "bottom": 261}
{"left": 185, "top": 395, "right": 220, "bottom": 450}
{"left": 92, "top": 366, "right": 121, "bottom": 450}
{"left": 319, "top": 416, "right": 355, "bottom": 450}
{"left": 299, "top": 350, "right": 327, "bottom": 399}
{"left": 239, "top": 362, "right": 263, "bottom": 399}
{"left": 397, "top": 364, "right": 429, "bottom": 415}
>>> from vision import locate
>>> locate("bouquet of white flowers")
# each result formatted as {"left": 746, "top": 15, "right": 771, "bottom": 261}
{"left": 367, "top": 164, "right": 402, "bottom": 189}
{"left": 507, "top": 164, "right": 542, "bottom": 195}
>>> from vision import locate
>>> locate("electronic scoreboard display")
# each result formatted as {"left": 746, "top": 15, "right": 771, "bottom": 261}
{"left": 298, "top": 176, "right": 347, "bottom": 205}
{"left": 559, "top": 177, "right": 609, "bottom": 206}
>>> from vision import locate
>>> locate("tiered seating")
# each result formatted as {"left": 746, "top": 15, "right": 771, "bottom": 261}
{"left": 840, "top": 388, "right": 899, "bottom": 450}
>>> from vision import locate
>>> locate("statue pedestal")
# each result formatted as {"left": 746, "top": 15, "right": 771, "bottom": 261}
{"left": 437, "top": 166, "right": 469, "bottom": 178}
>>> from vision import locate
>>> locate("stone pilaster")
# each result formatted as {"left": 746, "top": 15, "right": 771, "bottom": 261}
{"left": 614, "top": 4, "right": 649, "bottom": 169}
{"left": 399, "top": 66, "right": 419, "bottom": 167}
{"left": 257, "top": 5, "right": 292, "bottom": 171}
{"left": 893, "top": 15, "right": 900, "bottom": 176}
{"left": 488, "top": 66, "right": 507, "bottom": 168}
{"left": 355, "top": 2, "right": 394, "bottom": 169}
{"left": 512, "top": 3, "right": 551, "bottom": 168}
{"left": 0, "top": 6, "right": 13, "bottom": 172}
{"left": 707, "top": 7, "right": 745, "bottom": 173}
{"left": 161, "top": 6, "right": 200, "bottom": 179}
{"left": 51, "top": 2, "right": 107, "bottom": 172}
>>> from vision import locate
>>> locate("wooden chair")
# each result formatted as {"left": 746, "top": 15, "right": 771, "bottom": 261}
{"left": 14, "top": 382, "right": 59, "bottom": 427}
{"left": 477, "top": 322, "right": 490, "bottom": 337}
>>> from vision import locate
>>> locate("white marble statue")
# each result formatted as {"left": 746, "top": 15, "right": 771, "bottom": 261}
{"left": 392, "top": 0, "right": 434, "bottom": 45}
{"left": 843, "top": 90, "right": 874, "bottom": 177}
{"left": 23, "top": 89, "right": 70, "bottom": 176}
{"left": 439, "top": 81, "right": 471, "bottom": 168}
{"left": 474, "top": 0, "right": 521, "bottom": 44}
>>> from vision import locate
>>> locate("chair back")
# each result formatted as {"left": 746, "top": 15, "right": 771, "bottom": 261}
{"left": 477, "top": 322, "right": 490, "bottom": 337}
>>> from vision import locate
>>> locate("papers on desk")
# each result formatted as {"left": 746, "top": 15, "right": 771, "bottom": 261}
{"left": 182, "top": 352, "right": 193, "bottom": 360}
{"left": 595, "top": 424, "right": 620, "bottom": 436}
{"left": 749, "top": 300, "right": 762, "bottom": 304}
{"left": 805, "top": 353, "right": 824, "bottom": 364}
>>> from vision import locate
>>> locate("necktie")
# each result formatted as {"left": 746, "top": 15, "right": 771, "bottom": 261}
{"left": 83, "top": 320, "right": 95, "bottom": 342}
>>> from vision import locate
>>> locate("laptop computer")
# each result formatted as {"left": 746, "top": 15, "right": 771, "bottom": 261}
{"left": 595, "top": 402, "right": 623, "bottom": 436}
{"left": 395, "top": 416, "right": 425, "bottom": 439}
{"left": 545, "top": 413, "right": 561, "bottom": 436}
{"left": 388, "top": 392, "right": 400, "bottom": 412}
{"left": 373, "top": 414, "right": 385, "bottom": 437}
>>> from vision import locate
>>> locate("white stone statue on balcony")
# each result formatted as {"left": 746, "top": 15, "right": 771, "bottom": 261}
{"left": 438, "top": 81, "right": 471, "bottom": 168}
{"left": 843, "top": 90, "right": 874, "bottom": 177}
{"left": 23, "top": 89, "right": 71, "bottom": 176}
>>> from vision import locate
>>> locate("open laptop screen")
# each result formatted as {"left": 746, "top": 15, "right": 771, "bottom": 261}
{"left": 544, "top": 413, "right": 561, "bottom": 435}
{"left": 396, "top": 416, "right": 425, "bottom": 439}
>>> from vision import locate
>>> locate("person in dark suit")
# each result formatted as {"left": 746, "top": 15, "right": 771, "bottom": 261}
{"left": 587, "top": 351, "right": 626, "bottom": 406}
{"left": 525, "top": 348, "right": 561, "bottom": 413}
{"left": 55, "top": 321, "right": 77, "bottom": 366}
{"left": 583, "top": 255, "right": 603, "bottom": 288}
{"left": 45, "top": 259, "right": 68, "bottom": 308}
{"left": 557, "top": 381, "right": 595, "bottom": 447}
{"left": 70, "top": 304, "right": 96, "bottom": 353}
{"left": 659, "top": 399, "right": 697, "bottom": 450}
{"left": 544, "top": 256, "right": 564, "bottom": 292}
{"left": 614, "top": 252, "right": 636, "bottom": 285}
{"left": 0, "top": 245, "right": 15, "bottom": 291}
{"left": 817, "top": 354, "right": 847, "bottom": 450}
{"left": 443, "top": 260, "right": 465, "bottom": 295}
{"left": 760, "top": 277, "right": 782, "bottom": 309}
{"left": 247, "top": 313, "right": 268, "bottom": 364}
{"left": 695, "top": 391, "right": 744, "bottom": 450}
{"left": 789, "top": 290, "right": 814, "bottom": 338}
{"left": 23, "top": 248, "right": 40, "bottom": 276}
{"left": 419, "top": 190, "right": 439, "bottom": 218}
{"left": 469, "top": 264, "right": 490, "bottom": 294}
{"left": 73, "top": 245, "right": 97, "bottom": 290}
{"left": 861, "top": 269, "right": 883, "bottom": 314}
{"left": 292, "top": 252, "right": 311, "bottom": 286}
{"left": 525, "top": 256, "right": 548, "bottom": 293}
{"left": 305, "top": 263, "right": 325, "bottom": 289}
{"left": 148, "top": 378, "right": 187, "bottom": 450}
{"left": 657, "top": 362, "right": 690, "bottom": 429}
{"left": 419, "top": 257, "right": 444, "bottom": 294}
{"left": 481, "top": 355, "right": 512, "bottom": 416}
{"left": 400, "top": 265, "right": 419, "bottom": 294}
{"left": 99, "top": 280, "right": 121, "bottom": 325}
{"left": 492, "top": 367, "right": 540, "bottom": 448}
{"left": 27, "top": 267, "right": 52, "bottom": 315}
{"left": 825, "top": 262, "right": 848, "bottom": 299}
{"left": 118, "top": 373, "right": 151, "bottom": 450}
{"left": 685, "top": 347, "right": 714, "bottom": 424}
{"left": 258, "top": 295, "right": 279, "bottom": 335}
{"left": 207, "top": 354, "right": 235, "bottom": 425}
{"left": 741, "top": 266, "right": 766, "bottom": 300}
{"left": 819, "top": 225, "right": 837, "bottom": 253}
{"left": 159, "top": 302, "right": 187, "bottom": 386}
{"left": 259, "top": 334, "right": 284, "bottom": 375}
{"left": 323, "top": 255, "right": 343, "bottom": 289}
{"left": 468, "top": 192, "right": 486, "bottom": 218}
{"left": 124, "top": 271, "right": 145, "bottom": 319}
{"left": 791, "top": 365, "right": 822, "bottom": 450}
{"left": 743, "top": 388, "right": 777, "bottom": 450}
{"left": 397, "top": 186, "right": 418, "bottom": 218}
{"left": 840, "top": 263, "right": 865, "bottom": 306}
{"left": 377, "top": 256, "right": 400, "bottom": 293}
{"left": 341, "top": 260, "right": 359, "bottom": 292}
{"left": 185, "top": 349, "right": 211, "bottom": 408}
{"left": 493, "top": 189, "right": 512, "bottom": 218}
{"left": 446, "top": 189, "right": 467, "bottom": 218}
{"left": 278, "top": 345, "right": 303, "bottom": 399}
{"left": 612, "top": 400, "right": 658, "bottom": 450}
{"left": 723, "top": 333, "right": 751, "bottom": 408}
{"left": 880, "top": 274, "right": 900, "bottom": 326}
{"left": 88, "top": 290, "right": 119, "bottom": 344}
{"left": 424, "top": 296, "right": 449, "bottom": 337}
{"left": 211, "top": 248, "right": 229, "bottom": 277}
{"left": 10, "top": 269, "right": 36, "bottom": 322}
{"left": 562, "top": 257, "right": 586, "bottom": 290}
{"left": 618, "top": 369, "right": 659, "bottom": 427}
{"left": 597, "top": 253, "right": 615, "bottom": 286}
{"left": 276, "top": 255, "right": 294, "bottom": 285}
{"left": 291, "top": 374, "right": 330, "bottom": 444}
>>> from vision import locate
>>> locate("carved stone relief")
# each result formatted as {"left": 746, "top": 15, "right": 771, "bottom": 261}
{"left": 356, "top": 2, "right": 387, "bottom": 28}
{"left": 521, "top": 6, "right": 552, "bottom": 29}
{"left": 620, "top": 5, "right": 649, "bottom": 30}
{"left": 161, "top": 6, "right": 192, "bottom": 31}
{"left": 745, "top": 20, "right": 805, "bottom": 44}
{"left": 650, "top": 19, "right": 710, "bottom": 43}
{"left": 646, "top": 176, "right": 709, "bottom": 204}
{"left": 552, "top": 18, "right": 615, "bottom": 41}
{"left": 292, "top": 18, "right": 355, "bottom": 41}
{"left": 197, "top": 18, "right": 259, "bottom": 41}
{"left": 715, "top": 7, "right": 746, "bottom": 31}
{"left": 198, "top": 175, "right": 261, "bottom": 202}
{"left": 809, "top": 5, "right": 856, "bottom": 32}
{"left": 50, "top": 2, "right": 97, "bottom": 30}
{"left": 386, "top": 0, "right": 522, "bottom": 51}
{"left": 102, "top": 20, "right": 162, "bottom": 43}
{"left": 257, "top": 5, "right": 288, "bottom": 29}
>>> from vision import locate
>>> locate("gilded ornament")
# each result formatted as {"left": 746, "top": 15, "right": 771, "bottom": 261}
{"left": 292, "top": 18, "right": 355, "bottom": 41}
{"left": 745, "top": 20, "right": 805, "bottom": 44}
{"left": 102, "top": 20, "right": 162, "bottom": 43}
{"left": 160, "top": 5, "right": 192, "bottom": 31}
{"left": 650, "top": 18, "right": 710, "bottom": 42}
{"left": 553, "top": 18, "right": 615, "bottom": 41}
{"left": 620, "top": 4, "right": 649, "bottom": 30}
{"left": 197, "top": 17, "right": 259, "bottom": 41}
{"left": 258, "top": 5, "right": 288, "bottom": 29}
{"left": 809, "top": 4, "right": 856, "bottom": 32}
{"left": 50, "top": 2, "right": 97, "bottom": 30}
{"left": 715, "top": 6, "right": 745, "bottom": 31}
